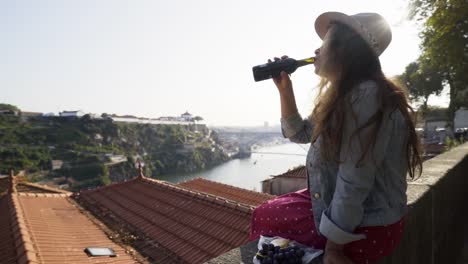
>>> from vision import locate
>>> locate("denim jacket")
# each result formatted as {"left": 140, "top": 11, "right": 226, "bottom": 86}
{"left": 280, "top": 80, "right": 408, "bottom": 244}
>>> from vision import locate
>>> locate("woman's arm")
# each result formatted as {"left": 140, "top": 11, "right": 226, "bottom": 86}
{"left": 280, "top": 110, "right": 314, "bottom": 144}
{"left": 272, "top": 57, "right": 314, "bottom": 144}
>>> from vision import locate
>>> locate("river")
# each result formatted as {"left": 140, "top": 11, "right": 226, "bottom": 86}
{"left": 155, "top": 142, "right": 311, "bottom": 191}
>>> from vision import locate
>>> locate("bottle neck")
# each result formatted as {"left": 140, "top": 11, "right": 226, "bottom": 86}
{"left": 296, "top": 57, "right": 315, "bottom": 67}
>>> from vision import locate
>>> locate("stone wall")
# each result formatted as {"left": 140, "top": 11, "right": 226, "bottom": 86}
{"left": 207, "top": 142, "right": 468, "bottom": 264}
{"left": 261, "top": 177, "right": 307, "bottom": 195}
{"left": 379, "top": 142, "right": 468, "bottom": 264}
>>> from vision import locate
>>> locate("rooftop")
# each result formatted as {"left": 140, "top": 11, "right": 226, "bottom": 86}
{"left": 178, "top": 177, "right": 275, "bottom": 206}
{"left": 0, "top": 175, "right": 69, "bottom": 197}
{"left": 264, "top": 165, "right": 307, "bottom": 181}
{"left": 1, "top": 166, "right": 269, "bottom": 263}
{"left": 74, "top": 175, "right": 254, "bottom": 264}
{"left": 0, "top": 174, "right": 140, "bottom": 264}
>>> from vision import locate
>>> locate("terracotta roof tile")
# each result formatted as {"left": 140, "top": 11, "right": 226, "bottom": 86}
{"left": 0, "top": 175, "right": 71, "bottom": 197}
{"left": 15, "top": 182, "right": 70, "bottom": 194}
{"left": 178, "top": 178, "right": 275, "bottom": 206}
{"left": 266, "top": 165, "right": 307, "bottom": 179}
{"left": 0, "top": 191, "right": 139, "bottom": 264}
{"left": 0, "top": 176, "right": 9, "bottom": 196}
{"left": 0, "top": 195, "right": 18, "bottom": 264}
{"left": 74, "top": 177, "right": 255, "bottom": 264}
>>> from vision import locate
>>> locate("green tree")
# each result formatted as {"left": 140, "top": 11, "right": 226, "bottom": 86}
{"left": 193, "top": 116, "right": 204, "bottom": 122}
{"left": 408, "top": 0, "right": 468, "bottom": 128}
{"left": 0, "top": 103, "right": 20, "bottom": 112}
{"left": 399, "top": 60, "right": 444, "bottom": 114}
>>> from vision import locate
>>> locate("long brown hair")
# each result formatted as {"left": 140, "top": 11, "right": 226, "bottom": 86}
{"left": 310, "top": 22, "right": 422, "bottom": 180}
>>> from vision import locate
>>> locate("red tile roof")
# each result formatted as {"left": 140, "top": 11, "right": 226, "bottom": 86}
{"left": 74, "top": 176, "right": 254, "bottom": 264}
{"left": 0, "top": 195, "right": 17, "bottom": 264}
{"left": 178, "top": 178, "right": 275, "bottom": 206}
{"left": 0, "top": 176, "right": 10, "bottom": 196}
{"left": 15, "top": 181, "right": 70, "bottom": 194}
{"left": 0, "top": 182, "right": 140, "bottom": 264}
{"left": 265, "top": 165, "right": 307, "bottom": 180}
{"left": 0, "top": 175, "right": 68, "bottom": 197}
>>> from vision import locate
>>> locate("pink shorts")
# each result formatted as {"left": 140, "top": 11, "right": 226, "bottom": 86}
{"left": 249, "top": 188, "right": 405, "bottom": 264}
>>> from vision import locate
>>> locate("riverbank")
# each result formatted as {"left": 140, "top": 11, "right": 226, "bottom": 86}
{"left": 154, "top": 142, "right": 309, "bottom": 191}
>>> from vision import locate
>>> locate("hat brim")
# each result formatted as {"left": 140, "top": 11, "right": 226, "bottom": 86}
{"left": 314, "top": 12, "right": 363, "bottom": 40}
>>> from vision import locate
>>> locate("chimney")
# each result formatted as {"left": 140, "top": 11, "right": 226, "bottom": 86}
{"left": 137, "top": 161, "right": 144, "bottom": 179}
{"left": 9, "top": 169, "right": 16, "bottom": 193}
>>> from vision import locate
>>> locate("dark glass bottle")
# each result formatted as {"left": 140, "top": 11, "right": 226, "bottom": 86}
{"left": 252, "top": 57, "right": 315, "bottom": 82}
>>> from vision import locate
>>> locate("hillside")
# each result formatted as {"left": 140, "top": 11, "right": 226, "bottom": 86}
{"left": 0, "top": 113, "right": 228, "bottom": 190}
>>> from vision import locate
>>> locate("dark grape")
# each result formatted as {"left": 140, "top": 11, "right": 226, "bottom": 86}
{"left": 262, "top": 243, "right": 269, "bottom": 252}
{"left": 268, "top": 251, "right": 274, "bottom": 258}
{"left": 277, "top": 253, "right": 284, "bottom": 260}
{"left": 259, "top": 249, "right": 266, "bottom": 255}
{"left": 268, "top": 244, "right": 275, "bottom": 251}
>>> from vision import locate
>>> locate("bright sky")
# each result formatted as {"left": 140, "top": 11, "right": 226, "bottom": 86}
{"left": 0, "top": 0, "right": 447, "bottom": 126}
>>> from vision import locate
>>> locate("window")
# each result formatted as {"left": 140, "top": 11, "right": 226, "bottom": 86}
{"left": 84, "top": 247, "right": 117, "bottom": 257}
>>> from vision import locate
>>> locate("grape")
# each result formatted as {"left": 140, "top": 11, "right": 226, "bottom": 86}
{"left": 297, "top": 249, "right": 305, "bottom": 258}
{"left": 277, "top": 253, "right": 284, "bottom": 260}
{"left": 268, "top": 251, "right": 274, "bottom": 258}
{"left": 262, "top": 243, "right": 269, "bottom": 252}
{"left": 268, "top": 244, "right": 275, "bottom": 251}
{"left": 274, "top": 246, "right": 281, "bottom": 253}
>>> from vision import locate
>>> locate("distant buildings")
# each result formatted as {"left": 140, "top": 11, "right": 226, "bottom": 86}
{"left": 1, "top": 106, "right": 203, "bottom": 125}
{"left": 59, "top": 110, "right": 85, "bottom": 118}
{"left": 20, "top": 111, "right": 43, "bottom": 117}
{"left": 109, "top": 111, "right": 203, "bottom": 125}
{"left": 455, "top": 107, "right": 468, "bottom": 129}
{"left": 261, "top": 165, "right": 307, "bottom": 195}
{"left": 50, "top": 160, "right": 64, "bottom": 170}
{"left": 181, "top": 111, "right": 193, "bottom": 122}
{"left": 0, "top": 109, "right": 19, "bottom": 116}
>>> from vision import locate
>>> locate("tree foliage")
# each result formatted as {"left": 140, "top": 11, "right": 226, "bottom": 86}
{"left": 0, "top": 103, "right": 20, "bottom": 112}
{"left": 407, "top": 0, "right": 468, "bottom": 127}
{"left": 399, "top": 60, "right": 444, "bottom": 112}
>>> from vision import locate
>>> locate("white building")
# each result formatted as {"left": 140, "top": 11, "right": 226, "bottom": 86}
{"left": 261, "top": 166, "right": 307, "bottom": 195}
{"left": 181, "top": 111, "right": 193, "bottom": 122}
{"left": 455, "top": 107, "right": 468, "bottom": 129}
{"left": 59, "top": 110, "right": 84, "bottom": 117}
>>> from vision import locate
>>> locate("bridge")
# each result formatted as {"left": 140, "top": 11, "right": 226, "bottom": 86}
{"left": 251, "top": 151, "right": 307, "bottom": 157}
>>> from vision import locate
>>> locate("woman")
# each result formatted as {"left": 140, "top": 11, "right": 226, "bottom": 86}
{"left": 249, "top": 12, "right": 422, "bottom": 264}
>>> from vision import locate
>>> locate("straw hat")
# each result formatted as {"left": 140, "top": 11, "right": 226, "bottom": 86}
{"left": 314, "top": 12, "right": 392, "bottom": 56}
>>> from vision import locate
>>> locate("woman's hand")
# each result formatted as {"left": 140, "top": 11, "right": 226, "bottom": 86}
{"left": 323, "top": 241, "right": 354, "bottom": 264}
{"left": 270, "top": 55, "right": 293, "bottom": 95}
